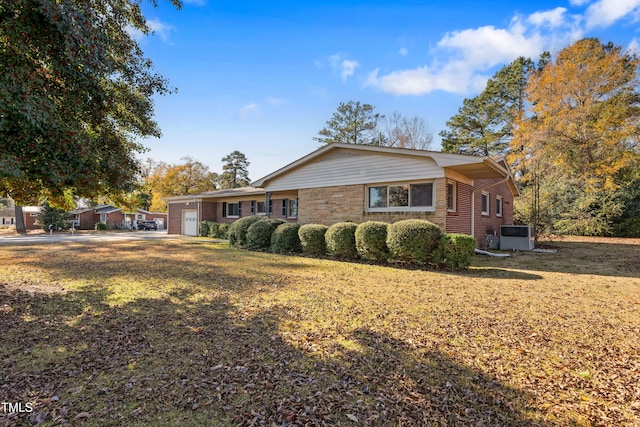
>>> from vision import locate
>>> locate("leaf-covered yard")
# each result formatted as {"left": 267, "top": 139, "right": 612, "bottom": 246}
{"left": 1, "top": 236, "right": 639, "bottom": 426}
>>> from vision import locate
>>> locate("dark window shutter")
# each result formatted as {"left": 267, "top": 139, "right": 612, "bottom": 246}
{"left": 222, "top": 202, "right": 227, "bottom": 218}
{"left": 238, "top": 202, "right": 242, "bottom": 217}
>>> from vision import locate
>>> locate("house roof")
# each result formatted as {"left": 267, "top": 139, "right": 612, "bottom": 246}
{"left": 252, "top": 142, "right": 518, "bottom": 195}
{"left": 165, "top": 186, "right": 266, "bottom": 203}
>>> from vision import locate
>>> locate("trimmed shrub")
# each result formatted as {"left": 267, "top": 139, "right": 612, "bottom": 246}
{"left": 217, "top": 223, "right": 230, "bottom": 239}
{"left": 246, "top": 219, "right": 285, "bottom": 251}
{"left": 298, "top": 224, "right": 328, "bottom": 256}
{"left": 433, "top": 233, "right": 476, "bottom": 269}
{"left": 200, "top": 221, "right": 212, "bottom": 237}
{"left": 355, "top": 221, "right": 389, "bottom": 261}
{"left": 386, "top": 219, "right": 442, "bottom": 264}
{"left": 271, "top": 223, "right": 302, "bottom": 254}
{"left": 95, "top": 222, "right": 107, "bottom": 231}
{"left": 207, "top": 222, "right": 220, "bottom": 238}
{"left": 228, "top": 216, "right": 263, "bottom": 247}
{"left": 325, "top": 222, "right": 358, "bottom": 259}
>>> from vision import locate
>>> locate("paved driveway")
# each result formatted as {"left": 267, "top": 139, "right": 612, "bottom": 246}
{"left": 0, "top": 230, "right": 189, "bottom": 245}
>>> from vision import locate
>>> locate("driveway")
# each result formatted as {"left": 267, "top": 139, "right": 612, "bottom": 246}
{"left": 0, "top": 230, "right": 197, "bottom": 245}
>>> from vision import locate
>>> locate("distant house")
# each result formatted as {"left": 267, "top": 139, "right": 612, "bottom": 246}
{"left": 166, "top": 143, "right": 518, "bottom": 246}
{"left": 0, "top": 206, "right": 41, "bottom": 230}
{"left": 71, "top": 205, "right": 168, "bottom": 230}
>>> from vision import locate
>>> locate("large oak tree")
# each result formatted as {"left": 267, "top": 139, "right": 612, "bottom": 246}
{"left": 1, "top": 0, "right": 180, "bottom": 207}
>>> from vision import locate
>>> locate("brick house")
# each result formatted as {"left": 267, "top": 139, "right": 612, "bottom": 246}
{"left": 0, "top": 206, "right": 40, "bottom": 230}
{"left": 71, "top": 205, "right": 168, "bottom": 230}
{"left": 167, "top": 143, "right": 518, "bottom": 246}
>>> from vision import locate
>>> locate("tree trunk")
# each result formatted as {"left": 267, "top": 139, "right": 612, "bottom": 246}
{"left": 14, "top": 206, "right": 26, "bottom": 234}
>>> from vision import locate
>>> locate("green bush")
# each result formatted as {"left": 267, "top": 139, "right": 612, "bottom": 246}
{"left": 246, "top": 219, "right": 285, "bottom": 251}
{"left": 200, "top": 221, "right": 212, "bottom": 237}
{"left": 271, "top": 223, "right": 302, "bottom": 254}
{"left": 386, "top": 219, "right": 442, "bottom": 264}
{"left": 325, "top": 222, "right": 358, "bottom": 259}
{"left": 298, "top": 224, "right": 328, "bottom": 256}
{"left": 228, "top": 216, "right": 263, "bottom": 247}
{"left": 95, "top": 222, "right": 107, "bottom": 231}
{"left": 433, "top": 233, "right": 476, "bottom": 269}
{"left": 217, "top": 223, "right": 230, "bottom": 239}
{"left": 355, "top": 221, "right": 389, "bottom": 261}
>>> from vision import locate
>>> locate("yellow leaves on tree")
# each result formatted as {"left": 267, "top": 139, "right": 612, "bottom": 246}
{"left": 512, "top": 38, "right": 640, "bottom": 191}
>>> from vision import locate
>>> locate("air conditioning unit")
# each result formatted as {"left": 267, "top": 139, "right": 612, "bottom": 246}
{"left": 499, "top": 225, "right": 535, "bottom": 251}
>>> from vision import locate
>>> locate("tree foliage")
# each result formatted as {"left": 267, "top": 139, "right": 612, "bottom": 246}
{"left": 145, "top": 157, "right": 217, "bottom": 211}
{"left": 315, "top": 100, "right": 384, "bottom": 145}
{"left": 440, "top": 57, "right": 536, "bottom": 157}
{"left": 219, "top": 150, "right": 250, "bottom": 189}
{"left": 511, "top": 38, "right": 640, "bottom": 236}
{"left": 382, "top": 112, "right": 433, "bottom": 150}
{"left": 35, "top": 201, "right": 72, "bottom": 231}
{"left": 0, "top": 0, "right": 180, "bottom": 205}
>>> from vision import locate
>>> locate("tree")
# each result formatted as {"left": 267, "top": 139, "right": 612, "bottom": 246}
{"left": 35, "top": 201, "right": 72, "bottom": 231}
{"left": 513, "top": 38, "right": 639, "bottom": 190}
{"left": 314, "top": 100, "right": 384, "bottom": 145}
{"left": 512, "top": 38, "right": 640, "bottom": 236}
{"left": 219, "top": 151, "right": 250, "bottom": 189}
{"left": 383, "top": 112, "right": 433, "bottom": 150}
{"left": 440, "top": 57, "right": 535, "bottom": 157}
{"left": 0, "top": 0, "right": 180, "bottom": 207}
{"left": 147, "top": 157, "right": 218, "bottom": 211}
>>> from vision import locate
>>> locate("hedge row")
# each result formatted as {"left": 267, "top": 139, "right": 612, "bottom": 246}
{"left": 199, "top": 221, "right": 230, "bottom": 239}
{"left": 209, "top": 218, "right": 476, "bottom": 268}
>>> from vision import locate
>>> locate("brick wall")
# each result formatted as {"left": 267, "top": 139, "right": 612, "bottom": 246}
{"left": 168, "top": 202, "right": 189, "bottom": 234}
{"left": 297, "top": 179, "right": 447, "bottom": 230}
{"left": 298, "top": 185, "right": 365, "bottom": 225}
{"left": 446, "top": 180, "right": 473, "bottom": 235}
{"left": 473, "top": 178, "right": 514, "bottom": 246}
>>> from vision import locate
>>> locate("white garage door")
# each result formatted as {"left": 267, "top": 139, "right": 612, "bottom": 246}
{"left": 182, "top": 210, "right": 198, "bottom": 236}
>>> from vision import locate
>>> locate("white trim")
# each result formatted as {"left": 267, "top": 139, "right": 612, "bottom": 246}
{"left": 365, "top": 181, "right": 436, "bottom": 213}
{"left": 447, "top": 181, "right": 457, "bottom": 212}
{"left": 496, "top": 195, "right": 503, "bottom": 217}
{"left": 481, "top": 192, "right": 490, "bottom": 216}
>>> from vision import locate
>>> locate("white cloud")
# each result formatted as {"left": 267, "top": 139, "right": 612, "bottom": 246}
{"left": 583, "top": 0, "right": 640, "bottom": 28}
{"left": 267, "top": 97, "right": 286, "bottom": 106}
{"left": 235, "top": 103, "right": 260, "bottom": 120}
{"left": 147, "top": 19, "right": 173, "bottom": 41}
{"left": 366, "top": 6, "right": 591, "bottom": 96}
{"left": 570, "top": 0, "right": 591, "bottom": 6}
{"left": 628, "top": 38, "right": 640, "bottom": 54}
{"left": 399, "top": 47, "right": 409, "bottom": 56}
{"left": 528, "top": 7, "right": 569, "bottom": 27}
{"left": 322, "top": 54, "right": 360, "bottom": 82}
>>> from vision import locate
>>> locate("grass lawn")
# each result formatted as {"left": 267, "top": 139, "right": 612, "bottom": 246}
{"left": 0, "top": 236, "right": 638, "bottom": 426}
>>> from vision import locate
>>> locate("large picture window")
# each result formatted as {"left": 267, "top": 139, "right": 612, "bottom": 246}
{"left": 227, "top": 202, "right": 240, "bottom": 217}
{"left": 367, "top": 182, "right": 434, "bottom": 211}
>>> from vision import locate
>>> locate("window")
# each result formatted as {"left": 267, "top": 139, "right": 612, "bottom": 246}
{"left": 257, "top": 201, "right": 266, "bottom": 214}
{"left": 447, "top": 182, "right": 456, "bottom": 212}
{"left": 367, "top": 182, "right": 434, "bottom": 210}
{"left": 227, "top": 202, "right": 240, "bottom": 217}
{"left": 496, "top": 195, "right": 503, "bottom": 217}
{"left": 481, "top": 192, "right": 490, "bottom": 216}
{"left": 100, "top": 213, "right": 107, "bottom": 223}
{"left": 288, "top": 199, "right": 298, "bottom": 218}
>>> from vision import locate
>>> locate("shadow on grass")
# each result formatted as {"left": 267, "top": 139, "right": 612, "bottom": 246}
{"left": 0, "top": 279, "right": 544, "bottom": 426}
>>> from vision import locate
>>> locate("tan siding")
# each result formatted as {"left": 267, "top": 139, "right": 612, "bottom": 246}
{"left": 266, "top": 150, "right": 445, "bottom": 191}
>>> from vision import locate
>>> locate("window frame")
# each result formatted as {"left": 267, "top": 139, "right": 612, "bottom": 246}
{"left": 288, "top": 199, "right": 298, "bottom": 218}
{"left": 481, "top": 192, "right": 490, "bottom": 216}
{"left": 447, "top": 182, "right": 457, "bottom": 212}
{"left": 226, "top": 202, "right": 240, "bottom": 218}
{"left": 366, "top": 181, "right": 436, "bottom": 212}
{"left": 496, "top": 195, "right": 503, "bottom": 217}
{"left": 256, "top": 201, "right": 266, "bottom": 215}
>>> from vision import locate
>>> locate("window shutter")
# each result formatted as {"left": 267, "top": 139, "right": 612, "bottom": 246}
{"left": 251, "top": 201, "right": 255, "bottom": 215}
{"left": 238, "top": 202, "right": 242, "bottom": 217}
{"left": 281, "top": 199, "right": 287, "bottom": 217}
{"left": 222, "top": 202, "right": 227, "bottom": 218}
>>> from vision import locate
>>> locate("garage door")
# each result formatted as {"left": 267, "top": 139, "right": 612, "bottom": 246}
{"left": 182, "top": 210, "right": 198, "bottom": 236}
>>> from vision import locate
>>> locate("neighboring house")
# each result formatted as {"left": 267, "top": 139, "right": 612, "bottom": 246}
{"left": 0, "top": 206, "right": 41, "bottom": 230}
{"left": 71, "top": 205, "right": 168, "bottom": 230}
{"left": 167, "top": 143, "right": 518, "bottom": 246}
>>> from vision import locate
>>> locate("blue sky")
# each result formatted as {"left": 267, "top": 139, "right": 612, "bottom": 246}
{"left": 134, "top": 0, "right": 640, "bottom": 181}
